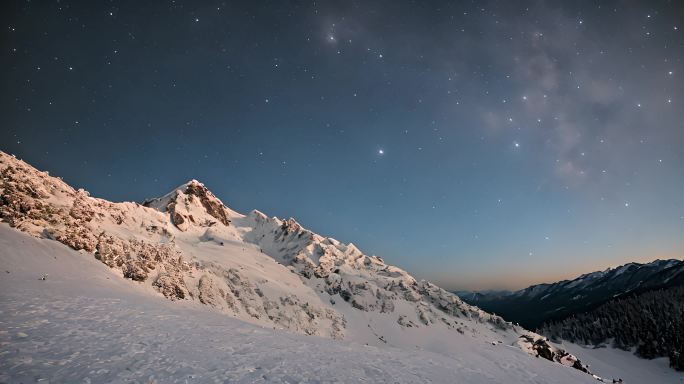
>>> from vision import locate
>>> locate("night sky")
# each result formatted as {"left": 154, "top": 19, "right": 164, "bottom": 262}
{"left": 2, "top": 1, "right": 684, "bottom": 290}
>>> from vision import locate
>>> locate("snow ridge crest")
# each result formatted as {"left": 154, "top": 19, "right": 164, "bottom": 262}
{"left": 0, "top": 151, "right": 602, "bottom": 380}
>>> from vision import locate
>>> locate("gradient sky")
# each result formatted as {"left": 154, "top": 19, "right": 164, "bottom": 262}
{"left": 2, "top": 1, "right": 683, "bottom": 290}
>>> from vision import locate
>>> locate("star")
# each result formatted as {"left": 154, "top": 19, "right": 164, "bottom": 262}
{"left": 3, "top": 0, "right": 683, "bottom": 296}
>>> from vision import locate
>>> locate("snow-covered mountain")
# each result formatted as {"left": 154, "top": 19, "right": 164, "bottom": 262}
{"left": 0, "top": 151, "right": 617, "bottom": 382}
{"left": 460, "top": 259, "right": 684, "bottom": 330}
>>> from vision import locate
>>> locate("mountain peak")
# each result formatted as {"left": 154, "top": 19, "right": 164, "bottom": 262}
{"left": 0, "top": 151, "right": 608, "bottom": 381}
{"left": 142, "top": 179, "right": 236, "bottom": 231}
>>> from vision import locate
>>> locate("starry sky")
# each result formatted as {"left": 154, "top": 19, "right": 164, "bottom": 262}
{"left": 2, "top": 1, "right": 684, "bottom": 290}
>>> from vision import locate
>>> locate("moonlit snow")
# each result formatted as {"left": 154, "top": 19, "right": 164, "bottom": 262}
{"left": 1, "top": 226, "right": 598, "bottom": 383}
{"left": 0, "top": 152, "right": 675, "bottom": 383}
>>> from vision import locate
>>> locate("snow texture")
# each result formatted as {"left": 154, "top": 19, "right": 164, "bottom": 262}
{"left": 0, "top": 225, "right": 600, "bottom": 383}
{"left": 560, "top": 343, "right": 684, "bottom": 384}
{"left": 0, "top": 151, "right": 620, "bottom": 382}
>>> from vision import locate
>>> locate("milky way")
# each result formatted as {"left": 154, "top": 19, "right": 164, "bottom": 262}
{"left": 2, "top": 1, "right": 683, "bottom": 289}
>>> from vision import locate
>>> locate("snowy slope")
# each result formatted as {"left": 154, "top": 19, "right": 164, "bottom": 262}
{"left": 559, "top": 343, "right": 684, "bottom": 384}
{"left": 0, "top": 225, "right": 600, "bottom": 383}
{"left": 0, "top": 151, "right": 605, "bottom": 382}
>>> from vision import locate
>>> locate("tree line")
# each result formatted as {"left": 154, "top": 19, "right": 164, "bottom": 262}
{"left": 540, "top": 285, "right": 684, "bottom": 371}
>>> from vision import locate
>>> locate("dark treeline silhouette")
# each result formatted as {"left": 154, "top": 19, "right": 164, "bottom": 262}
{"left": 540, "top": 285, "right": 684, "bottom": 371}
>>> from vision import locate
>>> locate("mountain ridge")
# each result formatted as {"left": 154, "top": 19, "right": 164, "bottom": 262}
{"left": 459, "top": 258, "right": 684, "bottom": 329}
{"left": 0, "top": 151, "right": 611, "bottom": 381}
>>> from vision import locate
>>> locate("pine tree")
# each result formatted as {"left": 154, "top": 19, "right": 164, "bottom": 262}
{"left": 540, "top": 286, "right": 684, "bottom": 371}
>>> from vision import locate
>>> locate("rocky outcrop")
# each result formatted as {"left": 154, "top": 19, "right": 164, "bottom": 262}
{"left": 518, "top": 335, "right": 591, "bottom": 375}
{"left": 0, "top": 152, "right": 507, "bottom": 339}
{"left": 0, "top": 154, "right": 191, "bottom": 300}
{"left": 192, "top": 261, "right": 346, "bottom": 339}
{"left": 153, "top": 273, "right": 189, "bottom": 300}
{"left": 184, "top": 181, "right": 231, "bottom": 226}
{"left": 0, "top": 153, "right": 349, "bottom": 340}
{"left": 170, "top": 207, "right": 188, "bottom": 231}
{"left": 151, "top": 180, "right": 234, "bottom": 232}
{"left": 0, "top": 152, "right": 605, "bottom": 380}
{"left": 0, "top": 163, "right": 71, "bottom": 231}
{"left": 95, "top": 235, "right": 189, "bottom": 283}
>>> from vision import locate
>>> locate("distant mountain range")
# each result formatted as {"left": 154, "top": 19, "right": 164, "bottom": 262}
{"left": 458, "top": 259, "right": 684, "bottom": 330}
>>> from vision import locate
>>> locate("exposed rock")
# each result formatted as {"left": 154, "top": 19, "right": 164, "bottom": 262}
{"left": 153, "top": 273, "right": 188, "bottom": 300}
{"left": 57, "top": 225, "right": 98, "bottom": 252}
{"left": 0, "top": 151, "right": 602, "bottom": 380}
{"left": 184, "top": 181, "right": 231, "bottom": 226}
{"left": 518, "top": 335, "right": 591, "bottom": 375}
{"left": 398, "top": 315, "right": 417, "bottom": 328}
{"left": 198, "top": 275, "right": 222, "bottom": 307}
{"left": 170, "top": 207, "right": 188, "bottom": 231}
{"left": 69, "top": 195, "right": 95, "bottom": 222}
{"left": 95, "top": 235, "right": 188, "bottom": 285}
